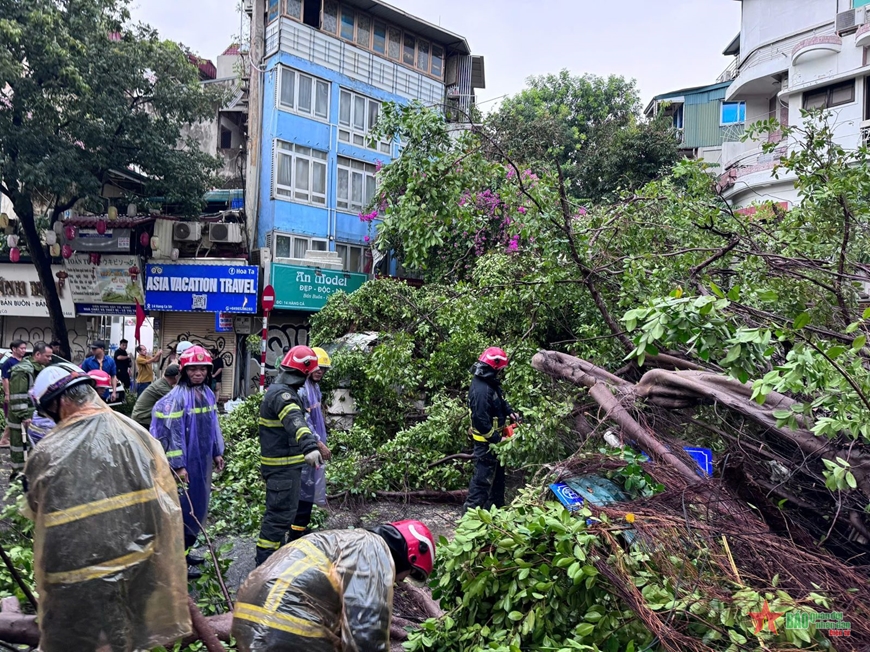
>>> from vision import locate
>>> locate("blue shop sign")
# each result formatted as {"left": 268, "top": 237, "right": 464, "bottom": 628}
{"left": 144, "top": 263, "right": 259, "bottom": 313}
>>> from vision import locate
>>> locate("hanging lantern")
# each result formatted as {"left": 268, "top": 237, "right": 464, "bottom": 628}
{"left": 9, "top": 247, "right": 20, "bottom": 263}
{"left": 127, "top": 204, "right": 137, "bottom": 217}
{"left": 89, "top": 252, "right": 101, "bottom": 266}
{"left": 53, "top": 221, "right": 64, "bottom": 235}
{"left": 0, "top": 213, "right": 8, "bottom": 229}
{"left": 64, "top": 225, "right": 77, "bottom": 241}
{"left": 108, "top": 206, "right": 119, "bottom": 220}
{"left": 45, "top": 231, "right": 57, "bottom": 246}
{"left": 139, "top": 232, "right": 150, "bottom": 247}
{"left": 55, "top": 270, "right": 68, "bottom": 288}
{"left": 171, "top": 248, "right": 179, "bottom": 261}
{"left": 96, "top": 219, "right": 108, "bottom": 235}
{"left": 151, "top": 236, "right": 160, "bottom": 252}
{"left": 49, "top": 243, "right": 61, "bottom": 257}
{"left": 6, "top": 234, "right": 18, "bottom": 248}
{"left": 128, "top": 265, "right": 140, "bottom": 281}
{"left": 61, "top": 244, "right": 73, "bottom": 259}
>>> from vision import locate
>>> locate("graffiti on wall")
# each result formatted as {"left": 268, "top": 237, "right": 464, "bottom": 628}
{"left": 244, "top": 318, "right": 310, "bottom": 394}
{"left": 160, "top": 332, "right": 234, "bottom": 374}
{"left": 11, "top": 326, "right": 90, "bottom": 364}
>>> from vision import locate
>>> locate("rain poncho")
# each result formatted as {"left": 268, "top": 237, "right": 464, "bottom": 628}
{"left": 233, "top": 529, "right": 395, "bottom": 652}
{"left": 23, "top": 393, "right": 190, "bottom": 651}
{"left": 26, "top": 410, "right": 55, "bottom": 446}
{"left": 298, "top": 378, "right": 327, "bottom": 507}
{"left": 151, "top": 382, "right": 224, "bottom": 548}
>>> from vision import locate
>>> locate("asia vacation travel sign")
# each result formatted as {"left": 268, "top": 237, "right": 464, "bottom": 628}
{"left": 271, "top": 263, "right": 367, "bottom": 312}
{"left": 144, "top": 263, "right": 259, "bottom": 313}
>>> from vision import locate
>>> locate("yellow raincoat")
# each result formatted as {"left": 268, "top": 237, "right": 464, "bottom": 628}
{"left": 23, "top": 394, "right": 190, "bottom": 651}
{"left": 233, "top": 529, "right": 395, "bottom": 651}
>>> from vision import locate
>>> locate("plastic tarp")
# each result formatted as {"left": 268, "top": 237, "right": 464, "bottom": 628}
{"left": 299, "top": 378, "right": 327, "bottom": 507}
{"left": 23, "top": 393, "right": 190, "bottom": 651}
{"left": 233, "top": 530, "right": 395, "bottom": 652}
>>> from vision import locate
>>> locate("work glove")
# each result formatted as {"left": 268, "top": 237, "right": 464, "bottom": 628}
{"left": 305, "top": 450, "right": 324, "bottom": 468}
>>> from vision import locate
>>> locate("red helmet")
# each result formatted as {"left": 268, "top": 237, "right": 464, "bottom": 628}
{"left": 281, "top": 345, "right": 319, "bottom": 375}
{"left": 179, "top": 345, "right": 213, "bottom": 370}
{"left": 391, "top": 520, "right": 435, "bottom": 583}
{"left": 87, "top": 369, "right": 113, "bottom": 390}
{"left": 479, "top": 347, "right": 509, "bottom": 370}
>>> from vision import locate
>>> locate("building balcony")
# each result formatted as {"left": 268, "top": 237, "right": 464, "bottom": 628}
{"left": 791, "top": 35, "right": 842, "bottom": 65}
{"left": 266, "top": 17, "right": 445, "bottom": 106}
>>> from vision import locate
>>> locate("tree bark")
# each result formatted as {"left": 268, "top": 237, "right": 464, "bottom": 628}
{"left": 187, "top": 596, "right": 225, "bottom": 652}
{"left": 13, "top": 194, "right": 71, "bottom": 358}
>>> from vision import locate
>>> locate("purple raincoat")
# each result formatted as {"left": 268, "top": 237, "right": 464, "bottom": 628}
{"left": 150, "top": 383, "right": 224, "bottom": 547}
{"left": 298, "top": 378, "right": 327, "bottom": 507}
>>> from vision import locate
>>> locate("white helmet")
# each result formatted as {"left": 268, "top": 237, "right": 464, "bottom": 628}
{"left": 176, "top": 341, "right": 195, "bottom": 355}
{"left": 30, "top": 363, "right": 95, "bottom": 411}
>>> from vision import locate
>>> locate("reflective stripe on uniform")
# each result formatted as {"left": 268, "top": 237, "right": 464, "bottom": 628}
{"left": 44, "top": 487, "right": 159, "bottom": 528}
{"left": 257, "top": 538, "right": 282, "bottom": 550}
{"left": 295, "top": 427, "right": 312, "bottom": 441}
{"left": 44, "top": 543, "right": 154, "bottom": 585}
{"left": 278, "top": 403, "right": 302, "bottom": 421}
{"left": 193, "top": 405, "right": 216, "bottom": 414}
{"left": 7, "top": 423, "right": 20, "bottom": 430}
{"left": 290, "top": 525, "right": 306, "bottom": 531}
{"left": 9, "top": 446, "right": 25, "bottom": 453}
{"left": 154, "top": 410, "right": 183, "bottom": 420}
{"left": 258, "top": 418, "right": 284, "bottom": 428}
{"left": 260, "top": 455, "right": 305, "bottom": 466}
{"left": 234, "top": 602, "right": 329, "bottom": 640}
{"left": 166, "top": 450, "right": 183, "bottom": 458}
{"left": 10, "top": 403, "right": 29, "bottom": 412}
{"left": 264, "top": 539, "right": 340, "bottom": 610}
{"left": 8, "top": 393, "right": 29, "bottom": 401}
{"left": 471, "top": 433, "right": 489, "bottom": 442}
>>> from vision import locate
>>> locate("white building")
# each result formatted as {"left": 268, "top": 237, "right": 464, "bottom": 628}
{"left": 720, "top": 0, "right": 870, "bottom": 207}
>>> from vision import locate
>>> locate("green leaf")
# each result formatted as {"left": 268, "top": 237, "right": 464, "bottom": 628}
{"left": 863, "top": 306, "right": 870, "bottom": 320}
{"left": 758, "top": 290, "right": 779, "bottom": 301}
{"left": 846, "top": 472, "right": 857, "bottom": 489}
{"left": 772, "top": 410, "right": 791, "bottom": 419}
{"left": 710, "top": 283, "right": 725, "bottom": 299}
{"left": 826, "top": 346, "right": 847, "bottom": 359}
{"left": 575, "top": 623, "right": 595, "bottom": 638}
{"left": 793, "top": 313, "right": 811, "bottom": 330}
{"left": 726, "top": 285, "right": 740, "bottom": 301}
{"left": 507, "top": 611, "right": 524, "bottom": 622}
{"left": 852, "top": 335, "right": 866, "bottom": 351}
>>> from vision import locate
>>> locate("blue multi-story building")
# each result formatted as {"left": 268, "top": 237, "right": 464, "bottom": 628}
{"left": 253, "top": 0, "right": 485, "bottom": 283}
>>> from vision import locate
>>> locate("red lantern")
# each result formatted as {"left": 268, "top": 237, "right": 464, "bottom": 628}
{"left": 139, "top": 232, "right": 150, "bottom": 247}
{"left": 62, "top": 244, "right": 73, "bottom": 259}
{"left": 64, "top": 225, "right": 77, "bottom": 240}
{"left": 89, "top": 252, "right": 101, "bottom": 265}
{"left": 96, "top": 219, "right": 107, "bottom": 235}
{"left": 55, "top": 270, "right": 68, "bottom": 288}
{"left": 9, "top": 247, "right": 20, "bottom": 263}
{"left": 128, "top": 265, "right": 140, "bottom": 280}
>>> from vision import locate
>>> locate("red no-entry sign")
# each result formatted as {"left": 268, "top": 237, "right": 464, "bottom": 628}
{"left": 262, "top": 284, "right": 275, "bottom": 314}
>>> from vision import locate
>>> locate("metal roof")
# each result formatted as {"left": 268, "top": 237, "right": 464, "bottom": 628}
{"left": 341, "top": 0, "right": 472, "bottom": 55}
{"left": 723, "top": 33, "right": 740, "bottom": 56}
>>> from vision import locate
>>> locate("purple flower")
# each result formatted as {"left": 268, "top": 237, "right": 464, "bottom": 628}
{"left": 364, "top": 235, "right": 370, "bottom": 243}
{"left": 375, "top": 160, "right": 383, "bottom": 172}
{"left": 507, "top": 235, "right": 520, "bottom": 252}
{"left": 576, "top": 207, "right": 587, "bottom": 217}
{"left": 518, "top": 206, "right": 527, "bottom": 215}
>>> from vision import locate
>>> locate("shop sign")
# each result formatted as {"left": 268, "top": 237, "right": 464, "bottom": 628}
{"left": 0, "top": 264, "right": 75, "bottom": 318}
{"left": 64, "top": 254, "right": 143, "bottom": 316}
{"left": 144, "top": 263, "right": 259, "bottom": 313}
{"left": 215, "top": 313, "right": 234, "bottom": 332}
{"left": 64, "top": 228, "right": 132, "bottom": 252}
{"left": 271, "top": 263, "right": 367, "bottom": 312}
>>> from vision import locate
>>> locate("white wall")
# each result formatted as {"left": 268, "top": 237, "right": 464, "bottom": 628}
{"left": 741, "top": 0, "right": 835, "bottom": 56}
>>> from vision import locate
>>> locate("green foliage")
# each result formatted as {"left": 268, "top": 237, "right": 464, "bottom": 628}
{"left": 406, "top": 492, "right": 829, "bottom": 652}
{"left": 0, "top": 484, "right": 35, "bottom": 606}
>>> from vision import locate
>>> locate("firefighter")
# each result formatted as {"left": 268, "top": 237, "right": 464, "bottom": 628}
{"left": 151, "top": 345, "right": 225, "bottom": 579}
{"left": 7, "top": 341, "right": 53, "bottom": 480}
{"left": 291, "top": 346, "right": 332, "bottom": 542}
{"left": 255, "top": 345, "right": 322, "bottom": 566}
{"left": 24, "top": 362, "right": 190, "bottom": 651}
{"left": 232, "top": 519, "right": 435, "bottom": 652}
{"left": 463, "top": 347, "right": 520, "bottom": 513}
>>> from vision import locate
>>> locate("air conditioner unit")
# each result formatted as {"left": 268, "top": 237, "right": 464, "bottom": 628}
{"left": 173, "top": 221, "right": 202, "bottom": 242}
{"left": 207, "top": 222, "right": 243, "bottom": 243}
{"left": 837, "top": 9, "right": 857, "bottom": 34}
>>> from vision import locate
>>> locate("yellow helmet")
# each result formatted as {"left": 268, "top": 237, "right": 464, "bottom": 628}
{"left": 312, "top": 346, "right": 331, "bottom": 368}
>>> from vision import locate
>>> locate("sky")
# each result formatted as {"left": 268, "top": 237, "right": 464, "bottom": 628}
{"left": 130, "top": 0, "right": 742, "bottom": 109}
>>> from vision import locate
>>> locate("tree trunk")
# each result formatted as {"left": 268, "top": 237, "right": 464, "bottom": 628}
{"left": 13, "top": 195, "right": 70, "bottom": 358}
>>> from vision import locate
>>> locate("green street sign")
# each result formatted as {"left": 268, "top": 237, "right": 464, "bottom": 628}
{"left": 271, "top": 263, "right": 368, "bottom": 312}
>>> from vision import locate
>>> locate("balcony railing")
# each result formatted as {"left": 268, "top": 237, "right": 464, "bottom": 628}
{"left": 716, "top": 58, "right": 738, "bottom": 84}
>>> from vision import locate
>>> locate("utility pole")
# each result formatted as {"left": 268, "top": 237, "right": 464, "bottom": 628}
{"left": 245, "top": 0, "right": 265, "bottom": 257}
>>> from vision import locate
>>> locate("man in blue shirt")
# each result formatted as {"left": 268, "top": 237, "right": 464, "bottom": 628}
{"left": 81, "top": 341, "right": 118, "bottom": 403}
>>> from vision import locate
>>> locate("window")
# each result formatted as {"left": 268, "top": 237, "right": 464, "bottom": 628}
{"left": 268, "top": 0, "right": 280, "bottom": 22}
{"left": 340, "top": 8, "right": 355, "bottom": 40}
{"left": 337, "top": 157, "right": 377, "bottom": 213}
{"left": 220, "top": 127, "right": 232, "bottom": 149}
{"left": 430, "top": 45, "right": 444, "bottom": 78}
{"left": 338, "top": 89, "right": 391, "bottom": 153}
{"left": 274, "top": 141, "right": 328, "bottom": 205}
{"left": 417, "top": 40, "right": 430, "bottom": 72}
{"left": 403, "top": 33, "right": 416, "bottom": 66}
{"left": 274, "top": 233, "right": 328, "bottom": 259}
{"left": 322, "top": 0, "right": 338, "bottom": 33}
{"left": 720, "top": 101, "right": 746, "bottom": 125}
{"left": 373, "top": 22, "right": 387, "bottom": 54}
{"left": 336, "top": 243, "right": 367, "bottom": 273}
{"left": 802, "top": 80, "right": 855, "bottom": 110}
{"left": 387, "top": 27, "right": 402, "bottom": 60}
{"left": 284, "top": 0, "right": 302, "bottom": 19}
{"left": 356, "top": 14, "right": 371, "bottom": 48}
{"left": 277, "top": 67, "right": 329, "bottom": 120}
{"left": 302, "top": 0, "right": 320, "bottom": 27}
